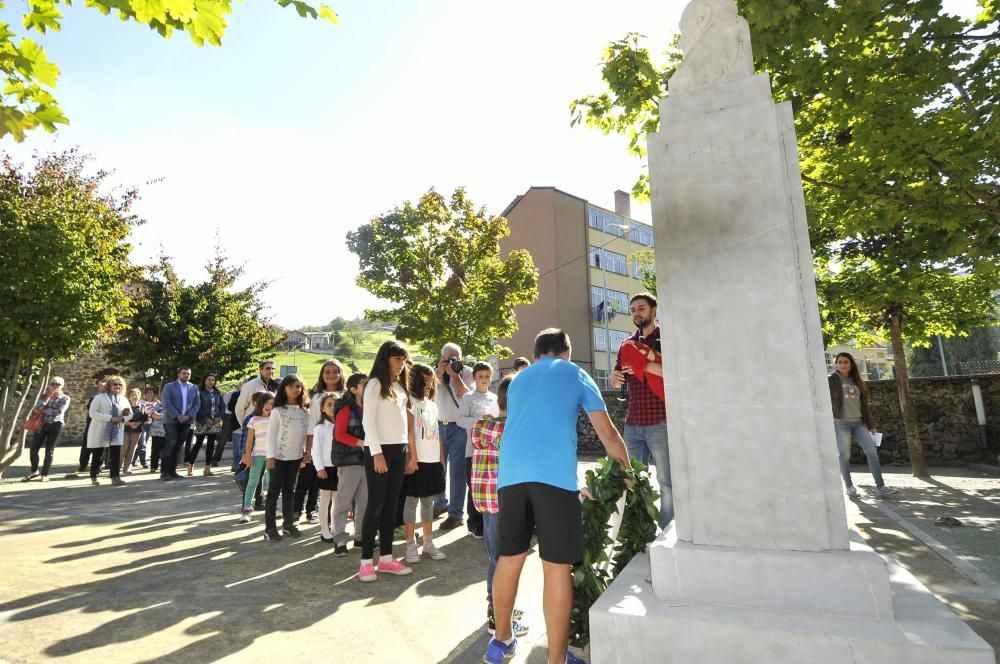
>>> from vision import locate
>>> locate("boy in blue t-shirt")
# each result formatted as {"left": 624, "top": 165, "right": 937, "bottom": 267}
{"left": 484, "top": 329, "right": 631, "bottom": 664}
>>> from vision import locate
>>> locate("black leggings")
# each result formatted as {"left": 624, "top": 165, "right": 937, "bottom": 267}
{"left": 91, "top": 446, "right": 121, "bottom": 479}
{"left": 185, "top": 433, "right": 218, "bottom": 466}
{"left": 30, "top": 422, "right": 63, "bottom": 475}
{"left": 293, "top": 464, "right": 319, "bottom": 515}
{"left": 150, "top": 436, "right": 165, "bottom": 471}
{"left": 361, "top": 445, "right": 406, "bottom": 559}
{"left": 265, "top": 458, "right": 301, "bottom": 531}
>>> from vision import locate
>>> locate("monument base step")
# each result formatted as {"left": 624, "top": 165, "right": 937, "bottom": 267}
{"left": 589, "top": 552, "right": 994, "bottom": 664}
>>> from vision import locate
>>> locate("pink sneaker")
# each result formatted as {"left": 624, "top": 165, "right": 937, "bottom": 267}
{"left": 359, "top": 562, "right": 377, "bottom": 583}
{"left": 376, "top": 559, "right": 412, "bottom": 576}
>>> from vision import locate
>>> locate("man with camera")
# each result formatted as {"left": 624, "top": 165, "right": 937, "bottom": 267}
{"left": 434, "top": 342, "right": 475, "bottom": 530}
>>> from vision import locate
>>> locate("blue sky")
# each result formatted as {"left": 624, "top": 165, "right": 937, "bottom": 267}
{"left": 1, "top": 0, "right": 981, "bottom": 327}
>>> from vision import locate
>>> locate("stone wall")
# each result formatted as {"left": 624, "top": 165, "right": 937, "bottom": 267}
{"left": 577, "top": 374, "right": 1000, "bottom": 466}
{"left": 866, "top": 374, "right": 1000, "bottom": 466}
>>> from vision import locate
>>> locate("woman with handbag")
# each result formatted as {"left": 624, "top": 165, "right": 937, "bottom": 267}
{"left": 23, "top": 377, "right": 71, "bottom": 482}
{"left": 120, "top": 389, "right": 148, "bottom": 476}
{"left": 86, "top": 376, "right": 133, "bottom": 486}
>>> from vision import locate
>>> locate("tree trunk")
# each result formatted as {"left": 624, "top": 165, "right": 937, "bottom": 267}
{"left": 0, "top": 358, "right": 50, "bottom": 478}
{"left": 888, "top": 311, "right": 930, "bottom": 478}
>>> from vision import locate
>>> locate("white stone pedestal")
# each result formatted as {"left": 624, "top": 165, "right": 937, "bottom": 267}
{"left": 588, "top": 1, "right": 996, "bottom": 661}
{"left": 591, "top": 545, "right": 994, "bottom": 664}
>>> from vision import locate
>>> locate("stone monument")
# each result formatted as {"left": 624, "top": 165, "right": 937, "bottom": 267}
{"left": 589, "top": 1, "right": 995, "bottom": 661}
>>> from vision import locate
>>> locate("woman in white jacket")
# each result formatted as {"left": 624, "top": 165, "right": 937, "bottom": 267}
{"left": 86, "top": 376, "right": 132, "bottom": 486}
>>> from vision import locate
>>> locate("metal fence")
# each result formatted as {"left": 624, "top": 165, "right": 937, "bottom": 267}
{"left": 909, "top": 359, "right": 1000, "bottom": 378}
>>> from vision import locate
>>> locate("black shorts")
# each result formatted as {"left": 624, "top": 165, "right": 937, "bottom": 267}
{"left": 497, "top": 482, "right": 582, "bottom": 564}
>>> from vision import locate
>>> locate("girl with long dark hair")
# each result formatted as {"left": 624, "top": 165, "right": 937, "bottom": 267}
{"left": 264, "top": 374, "right": 311, "bottom": 541}
{"left": 829, "top": 352, "right": 898, "bottom": 497}
{"left": 358, "top": 341, "right": 413, "bottom": 581}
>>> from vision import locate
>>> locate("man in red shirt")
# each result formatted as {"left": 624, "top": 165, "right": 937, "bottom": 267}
{"left": 610, "top": 292, "right": 672, "bottom": 529}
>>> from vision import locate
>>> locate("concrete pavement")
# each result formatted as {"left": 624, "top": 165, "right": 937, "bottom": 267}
{"left": 2, "top": 448, "right": 1000, "bottom": 662}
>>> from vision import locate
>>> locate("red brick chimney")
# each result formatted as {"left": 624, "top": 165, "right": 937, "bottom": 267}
{"left": 614, "top": 189, "right": 631, "bottom": 218}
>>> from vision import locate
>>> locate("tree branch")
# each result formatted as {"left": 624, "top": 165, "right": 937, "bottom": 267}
{"left": 945, "top": 68, "right": 982, "bottom": 121}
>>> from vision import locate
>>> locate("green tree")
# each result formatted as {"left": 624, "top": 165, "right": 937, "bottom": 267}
{"left": 0, "top": 149, "right": 140, "bottom": 476}
{"left": 570, "top": 1, "right": 1000, "bottom": 478}
{"left": 0, "top": 0, "right": 338, "bottom": 142}
{"left": 106, "top": 247, "right": 282, "bottom": 385}
{"left": 631, "top": 247, "right": 657, "bottom": 295}
{"left": 909, "top": 321, "right": 1000, "bottom": 376}
{"left": 346, "top": 188, "right": 539, "bottom": 359}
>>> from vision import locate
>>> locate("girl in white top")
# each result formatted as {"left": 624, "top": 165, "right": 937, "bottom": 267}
{"left": 263, "top": 374, "right": 310, "bottom": 541}
{"left": 403, "top": 364, "right": 448, "bottom": 563}
{"left": 358, "top": 341, "right": 414, "bottom": 582}
{"left": 312, "top": 394, "right": 339, "bottom": 542}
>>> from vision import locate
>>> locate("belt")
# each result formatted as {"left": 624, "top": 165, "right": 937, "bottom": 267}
{"left": 440, "top": 420, "right": 454, "bottom": 425}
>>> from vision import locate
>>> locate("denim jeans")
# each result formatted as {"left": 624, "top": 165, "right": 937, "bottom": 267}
{"left": 482, "top": 511, "right": 499, "bottom": 607}
{"left": 624, "top": 422, "right": 672, "bottom": 528}
{"left": 135, "top": 427, "right": 149, "bottom": 466}
{"left": 437, "top": 422, "right": 468, "bottom": 519}
{"left": 835, "top": 420, "right": 885, "bottom": 489}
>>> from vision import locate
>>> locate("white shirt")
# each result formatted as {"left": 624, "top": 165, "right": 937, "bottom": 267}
{"left": 434, "top": 366, "right": 474, "bottom": 423}
{"left": 179, "top": 381, "right": 189, "bottom": 414}
{"left": 458, "top": 389, "right": 500, "bottom": 456}
{"left": 409, "top": 398, "right": 442, "bottom": 463}
{"left": 362, "top": 377, "right": 409, "bottom": 456}
{"left": 266, "top": 405, "right": 309, "bottom": 460}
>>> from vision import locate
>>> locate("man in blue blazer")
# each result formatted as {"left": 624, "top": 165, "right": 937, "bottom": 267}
{"left": 161, "top": 367, "right": 201, "bottom": 480}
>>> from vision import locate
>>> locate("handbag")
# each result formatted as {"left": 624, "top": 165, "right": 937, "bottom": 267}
{"left": 24, "top": 409, "right": 44, "bottom": 432}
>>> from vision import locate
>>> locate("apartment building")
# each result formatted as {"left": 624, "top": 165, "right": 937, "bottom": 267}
{"left": 499, "top": 187, "right": 655, "bottom": 389}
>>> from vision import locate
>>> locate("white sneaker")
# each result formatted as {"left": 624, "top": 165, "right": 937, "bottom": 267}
{"left": 876, "top": 486, "right": 899, "bottom": 497}
{"left": 845, "top": 486, "right": 858, "bottom": 497}
{"left": 405, "top": 542, "right": 421, "bottom": 564}
{"left": 238, "top": 509, "right": 252, "bottom": 524}
{"left": 423, "top": 541, "right": 447, "bottom": 560}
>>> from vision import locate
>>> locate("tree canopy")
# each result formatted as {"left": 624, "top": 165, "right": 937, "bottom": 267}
{"left": 0, "top": 0, "right": 338, "bottom": 141}
{"left": 0, "top": 149, "right": 140, "bottom": 475}
{"left": 346, "top": 188, "right": 539, "bottom": 359}
{"left": 106, "top": 248, "right": 283, "bottom": 385}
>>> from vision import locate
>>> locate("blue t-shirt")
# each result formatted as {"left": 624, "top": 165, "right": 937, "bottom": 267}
{"left": 498, "top": 356, "right": 607, "bottom": 492}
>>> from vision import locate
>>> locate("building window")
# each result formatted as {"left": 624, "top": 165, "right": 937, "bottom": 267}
{"left": 588, "top": 246, "right": 627, "bottom": 276}
{"left": 594, "top": 369, "right": 610, "bottom": 391}
{"left": 591, "top": 286, "right": 630, "bottom": 322}
{"left": 588, "top": 207, "right": 626, "bottom": 237}
{"left": 593, "top": 327, "right": 608, "bottom": 352}
{"left": 629, "top": 225, "right": 654, "bottom": 247}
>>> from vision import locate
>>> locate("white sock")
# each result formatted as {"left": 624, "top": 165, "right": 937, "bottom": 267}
{"left": 361, "top": 558, "right": 373, "bottom": 567}
{"left": 379, "top": 554, "right": 393, "bottom": 564}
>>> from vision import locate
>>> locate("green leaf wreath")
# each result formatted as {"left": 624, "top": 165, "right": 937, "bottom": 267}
{"left": 570, "top": 456, "right": 660, "bottom": 648}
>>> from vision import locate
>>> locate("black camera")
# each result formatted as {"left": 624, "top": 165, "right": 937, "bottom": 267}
{"left": 442, "top": 358, "right": 466, "bottom": 385}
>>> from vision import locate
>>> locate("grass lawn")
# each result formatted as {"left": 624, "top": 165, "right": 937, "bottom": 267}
{"left": 268, "top": 330, "right": 433, "bottom": 381}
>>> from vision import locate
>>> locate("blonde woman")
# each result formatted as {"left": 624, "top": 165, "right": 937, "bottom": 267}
{"left": 86, "top": 376, "right": 133, "bottom": 486}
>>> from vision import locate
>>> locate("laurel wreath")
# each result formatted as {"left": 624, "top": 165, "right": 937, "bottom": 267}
{"left": 570, "top": 456, "right": 660, "bottom": 647}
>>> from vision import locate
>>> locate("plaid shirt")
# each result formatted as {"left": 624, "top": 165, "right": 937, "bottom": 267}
{"left": 615, "top": 327, "right": 666, "bottom": 426}
{"left": 470, "top": 416, "right": 505, "bottom": 514}
{"left": 34, "top": 393, "right": 71, "bottom": 424}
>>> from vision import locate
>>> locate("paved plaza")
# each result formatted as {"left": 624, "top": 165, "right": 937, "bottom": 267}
{"left": 1, "top": 449, "right": 999, "bottom": 663}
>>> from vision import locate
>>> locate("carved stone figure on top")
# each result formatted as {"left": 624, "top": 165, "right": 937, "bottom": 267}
{"left": 669, "top": 0, "right": 754, "bottom": 93}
